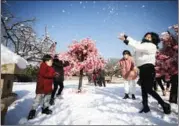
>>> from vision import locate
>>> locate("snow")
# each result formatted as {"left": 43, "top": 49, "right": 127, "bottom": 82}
{"left": 1, "top": 44, "right": 28, "bottom": 69}
{"left": 5, "top": 80, "right": 178, "bottom": 125}
{"left": 20, "top": 24, "right": 24, "bottom": 27}
{"left": 161, "top": 32, "right": 168, "bottom": 35}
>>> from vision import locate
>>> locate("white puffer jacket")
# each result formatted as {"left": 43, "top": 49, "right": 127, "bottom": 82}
{"left": 126, "top": 37, "right": 157, "bottom": 67}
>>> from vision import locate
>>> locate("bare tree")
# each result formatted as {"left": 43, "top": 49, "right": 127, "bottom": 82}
{"left": 105, "top": 58, "right": 121, "bottom": 80}
{"left": 1, "top": 2, "right": 55, "bottom": 64}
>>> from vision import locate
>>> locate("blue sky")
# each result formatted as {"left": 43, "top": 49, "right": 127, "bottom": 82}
{"left": 4, "top": 1, "right": 178, "bottom": 59}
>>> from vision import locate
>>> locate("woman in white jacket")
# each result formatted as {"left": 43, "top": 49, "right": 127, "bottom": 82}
{"left": 118, "top": 32, "right": 171, "bottom": 114}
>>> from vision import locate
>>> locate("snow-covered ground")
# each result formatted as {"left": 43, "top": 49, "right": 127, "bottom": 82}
{"left": 5, "top": 80, "right": 178, "bottom": 125}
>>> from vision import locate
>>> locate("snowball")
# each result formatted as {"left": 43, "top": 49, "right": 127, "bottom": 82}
{"left": 20, "top": 24, "right": 24, "bottom": 27}
{"left": 5, "top": 17, "right": 8, "bottom": 21}
{"left": 161, "top": 32, "right": 168, "bottom": 35}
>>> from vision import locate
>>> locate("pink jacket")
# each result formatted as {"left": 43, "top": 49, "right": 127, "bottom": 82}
{"left": 119, "top": 57, "right": 137, "bottom": 80}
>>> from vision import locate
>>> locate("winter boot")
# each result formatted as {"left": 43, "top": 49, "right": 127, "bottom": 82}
{"left": 162, "top": 102, "right": 171, "bottom": 114}
{"left": 139, "top": 106, "right": 150, "bottom": 113}
{"left": 132, "top": 94, "right": 136, "bottom": 100}
{"left": 49, "top": 98, "right": 55, "bottom": 105}
{"left": 42, "top": 107, "right": 52, "bottom": 115}
{"left": 123, "top": 93, "right": 129, "bottom": 99}
{"left": 27, "top": 109, "right": 36, "bottom": 120}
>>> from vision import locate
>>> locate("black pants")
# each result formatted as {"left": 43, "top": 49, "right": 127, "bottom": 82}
{"left": 162, "top": 77, "right": 171, "bottom": 89}
{"left": 161, "top": 76, "right": 171, "bottom": 89}
{"left": 169, "top": 74, "right": 178, "bottom": 103}
{"left": 154, "top": 77, "right": 165, "bottom": 91}
{"left": 51, "top": 81, "right": 64, "bottom": 99}
{"left": 139, "top": 64, "right": 164, "bottom": 108}
{"left": 100, "top": 78, "right": 106, "bottom": 87}
{"left": 97, "top": 78, "right": 106, "bottom": 87}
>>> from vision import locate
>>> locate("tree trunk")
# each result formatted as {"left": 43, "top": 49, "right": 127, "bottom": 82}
{"left": 110, "top": 75, "right": 113, "bottom": 82}
{"left": 78, "top": 69, "right": 83, "bottom": 92}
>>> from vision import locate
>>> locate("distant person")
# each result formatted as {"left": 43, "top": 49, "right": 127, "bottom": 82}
{"left": 93, "top": 70, "right": 98, "bottom": 86}
{"left": 49, "top": 55, "right": 69, "bottom": 105}
{"left": 119, "top": 50, "right": 137, "bottom": 100}
{"left": 87, "top": 73, "right": 93, "bottom": 85}
{"left": 98, "top": 68, "right": 106, "bottom": 87}
{"left": 118, "top": 32, "right": 171, "bottom": 114}
{"left": 28, "top": 54, "right": 59, "bottom": 120}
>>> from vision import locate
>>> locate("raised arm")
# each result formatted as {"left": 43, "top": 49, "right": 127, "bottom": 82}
{"left": 125, "top": 37, "right": 154, "bottom": 52}
{"left": 118, "top": 34, "right": 156, "bottom": 52}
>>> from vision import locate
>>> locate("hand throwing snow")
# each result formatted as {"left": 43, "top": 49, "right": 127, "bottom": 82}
{"left": 118, "top": 33, "right": 127, "bottom": 41}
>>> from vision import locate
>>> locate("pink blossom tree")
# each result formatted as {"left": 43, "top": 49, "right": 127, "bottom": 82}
{"left": 58, "top": 38, "right": 106, "bottom": 92}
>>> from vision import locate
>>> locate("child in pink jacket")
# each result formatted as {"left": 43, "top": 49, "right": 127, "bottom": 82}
{"left": 119, "top": 50, "right": 138, "bottom": 100}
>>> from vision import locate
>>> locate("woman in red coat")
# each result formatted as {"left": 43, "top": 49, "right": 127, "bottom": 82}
{"left": 28, "top": 54, "right": 58, "bottom": 120}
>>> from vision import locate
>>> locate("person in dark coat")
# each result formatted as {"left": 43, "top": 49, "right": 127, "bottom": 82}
{"left": 49, "top": 55, "right": 69, "bottom": 105}
{"left": 93, "top": 70, "right": 97, "bottom": 86}
{"left": 169, "top": 74, "right": 178, "bottom": 104}
{"left": 28, "top": 54, "right": 59, "bottom": 120}
{"left": 98, "top": 69, "right": 106, "bottom": 87}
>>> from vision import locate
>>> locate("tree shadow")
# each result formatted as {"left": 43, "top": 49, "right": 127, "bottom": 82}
{"left": 5, "top": 97, "right": 34, "bottom": 125}
{"left": 14, "top": 90, "right": 30, "bottom": 99}
{"left": 64, "top": 84, "right": 78, "bottom": 89}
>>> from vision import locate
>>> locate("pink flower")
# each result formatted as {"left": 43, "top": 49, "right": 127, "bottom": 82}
{"left": 156, "top": 24, "right": 178, "bottom": 81}
{"left": 56, "top": 38, "right": 106, "bottom": 76}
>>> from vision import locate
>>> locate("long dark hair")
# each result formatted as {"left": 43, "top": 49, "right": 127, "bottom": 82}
{"left": 142, "top": 32, "right": 160, "bottom": 48}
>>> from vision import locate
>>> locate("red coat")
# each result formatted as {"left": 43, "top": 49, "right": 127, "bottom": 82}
{"left": 36, "top": 62, "right": 55, "bottom": 94}
{"left": 92, "top": 73, "right": 97, "bottom": 81}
